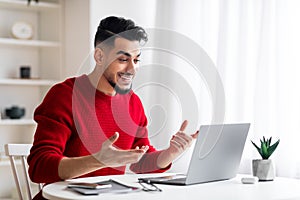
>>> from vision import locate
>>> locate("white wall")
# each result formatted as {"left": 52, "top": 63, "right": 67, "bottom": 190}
{"left": 89, "top": 0, "right": 158, "bottom": 41}
{"left": 64, "top": 0, "right": 90, "bottom": 77}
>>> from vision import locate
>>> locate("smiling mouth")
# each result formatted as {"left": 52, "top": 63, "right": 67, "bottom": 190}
{"left": 118, "top": 72, "right": 134, "bottom": 83}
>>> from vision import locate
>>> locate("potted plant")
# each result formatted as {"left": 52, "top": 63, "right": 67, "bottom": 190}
{"left": 251, "top": 136, "right": 280, "bottom": 181}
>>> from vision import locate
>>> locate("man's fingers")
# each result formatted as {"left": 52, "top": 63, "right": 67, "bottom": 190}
{"left": 118, "top": 145, "right": 149, "bottom": 155}
{"left": 173, "top": 130, "right": 198, "bottom": 150}
{"left": 173, "top": 134, "right": 189, "bottom": 147}
{"left": 191, "top": 130, "right": 199, "bottom": 139}
{"left": 179, "top": 120, "right": 188, "bottom": 132}
{"left": 120, "top": 147, "right": 149, "bottom": 163}
{"left": 109, "top": 132, "right": 119, "bottom": 144}
{"left": 176, "top": 132, "right": 193, "bottom": 141}
{"left": 103, "top": 132, "right": 119, "bottom": 147}
{"left": 129, "top": 145, "right": 149, "bottom": 153}
{"left": 170, "top": 139, "right": 183, "bottom": 150}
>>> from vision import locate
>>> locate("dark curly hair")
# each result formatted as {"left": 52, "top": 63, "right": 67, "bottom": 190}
{"left": 94, "top": 16, "right": 148, "bottom": 48}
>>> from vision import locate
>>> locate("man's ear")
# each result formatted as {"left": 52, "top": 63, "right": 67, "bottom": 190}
{"left": 94, "top": 48, "right": 104, "bottom": 65}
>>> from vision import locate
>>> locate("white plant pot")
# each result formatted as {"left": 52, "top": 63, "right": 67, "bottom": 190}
{"left": 252, "top": 159, "right": 275, "bottom": 181}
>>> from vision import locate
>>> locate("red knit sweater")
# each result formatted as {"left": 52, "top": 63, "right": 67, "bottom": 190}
{"left": 27, "top": 75, "right": 170, "bottom": 184}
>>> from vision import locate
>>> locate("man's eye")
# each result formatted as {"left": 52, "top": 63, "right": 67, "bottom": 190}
{"left": 134, "top": 59, "right": 141, "bottom": 63}
{"left": 119, "top": 58, "right": 128, "bottom": 62}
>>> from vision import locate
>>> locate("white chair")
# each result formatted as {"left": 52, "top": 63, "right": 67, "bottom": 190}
{"left": 4, "top": 144, "right": 42, "bottom": 200}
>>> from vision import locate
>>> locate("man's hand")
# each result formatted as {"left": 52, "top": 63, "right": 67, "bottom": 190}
{"left": 157, "top": 120, "right": 198, "bottom": 169}
{"left": 167, "top": 120, "right": 198, "bottom": 157}
{"left": 94, "top": 132, "right": 149, "bottom": 168}
{"left": 58, "top": 132, "right": 149, "bottom": 180}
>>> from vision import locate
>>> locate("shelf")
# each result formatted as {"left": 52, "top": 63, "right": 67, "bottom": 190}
{"left": 0, "top": 38, "right": 60, "bottom": 48}
{"left": 0, "top": 119, "right": 36, "bottom": 125}
{"left": 0, "top": 0, "right": 63, "bottom": 197}
{"left": 0, "top": 78, "right": 58, "bottom": 86}
{"left": 0, "top": 0, "right": 60, "bottom": 11}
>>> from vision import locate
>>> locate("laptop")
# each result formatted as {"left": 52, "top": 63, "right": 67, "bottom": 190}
{"left": 139, "top": 123, "right": 250, "bottom": 185}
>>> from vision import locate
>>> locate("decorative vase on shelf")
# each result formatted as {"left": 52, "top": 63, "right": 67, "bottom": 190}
{"left": 5, "top": 106, "right": 25, "bottom": 119}
{"left": 27, "top": 0, "right": 39, "bottom": 5}
{"left": 251, "top": 136, "right": 280, "bottom": 181}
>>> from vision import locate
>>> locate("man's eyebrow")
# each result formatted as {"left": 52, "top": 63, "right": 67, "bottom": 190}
{"left": 116, "top": 50, "right": 141, "bottom": 57}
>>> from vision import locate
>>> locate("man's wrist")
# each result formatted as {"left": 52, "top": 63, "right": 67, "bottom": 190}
{"left": 90, "top": 154, "right": 106, "bottom": 168}
{"left": 157, "top": 148, "right": 176, "bottom": 169}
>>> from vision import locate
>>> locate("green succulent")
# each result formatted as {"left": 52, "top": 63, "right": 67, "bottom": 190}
{"left": 251, "top": 136, "right": 280, "bottom": 159}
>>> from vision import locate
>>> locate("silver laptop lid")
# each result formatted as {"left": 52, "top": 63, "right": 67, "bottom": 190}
{"left": 186, "top": 123, "right": 250, "bottom": 184}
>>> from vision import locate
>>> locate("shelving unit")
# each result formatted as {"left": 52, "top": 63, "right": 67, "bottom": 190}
{"left": 0, "top": 0, "right": 63, "bottom": 120}
{"left": 0, "top": 0, "right": 60, "bottom": 9}
{"left": 0, "top": 37, "right": 60, "bottom": 47}
{"left": 0, "top": 0, "right": 64, "bottom": 198}
{"left": 0, "top": 78, "right": 57, "bottom": 86}
{"left": 0, "top": 0, "right": 63, "bottom": 119}
{"left": 0, "top": 119, "right": 35, "bottom": 125}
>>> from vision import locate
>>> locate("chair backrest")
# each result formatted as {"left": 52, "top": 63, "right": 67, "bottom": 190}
{"left": 4, "top": 144, "right": 41, "bottom": 200}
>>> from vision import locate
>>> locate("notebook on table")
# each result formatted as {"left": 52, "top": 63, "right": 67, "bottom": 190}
{"left": 68, "top": 179, "right": 141, "bottom": 195}
{"left": 139, "top": 123, "right": 250, "bottom": 185}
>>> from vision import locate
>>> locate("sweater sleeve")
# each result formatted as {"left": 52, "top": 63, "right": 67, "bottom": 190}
{"left": 129, "top": 126, "right": 171, "bottom": 174}
{"left": 129, "top": 94, "right": 171, "bottom": 173}
{"left": 27, "top": 81, "right": 74, "bottom": 183}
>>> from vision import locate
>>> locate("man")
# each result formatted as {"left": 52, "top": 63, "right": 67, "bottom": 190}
{"left": 28, "top": 16, "right": 198, "bottom": 199}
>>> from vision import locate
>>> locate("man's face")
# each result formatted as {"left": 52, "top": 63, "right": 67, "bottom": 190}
{"left": 102, "top": 37, "right": 141, "bottom": 94}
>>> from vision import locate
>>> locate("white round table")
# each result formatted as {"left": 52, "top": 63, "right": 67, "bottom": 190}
{"left": 43, "top": 174, "right": 300, "bottom": 200}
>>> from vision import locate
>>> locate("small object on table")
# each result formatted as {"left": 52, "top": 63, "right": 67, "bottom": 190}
{"left": 241, "top": 176, "right": 259, "bottom": 184}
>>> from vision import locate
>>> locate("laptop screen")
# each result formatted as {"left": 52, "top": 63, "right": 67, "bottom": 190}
{"left": 186, "top": 123, "right": 250, "bottom": 184}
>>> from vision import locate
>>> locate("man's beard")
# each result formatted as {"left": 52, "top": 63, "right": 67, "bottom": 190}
{"left": 108, "top": 79, "right": 132, "bottom": 94}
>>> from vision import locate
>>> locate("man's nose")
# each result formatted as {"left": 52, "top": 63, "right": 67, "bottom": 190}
{"left": 126, "top": 60, "right": 137, "bottom": 73}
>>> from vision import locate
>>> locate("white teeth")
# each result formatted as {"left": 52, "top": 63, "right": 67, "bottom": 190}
{"left": 121, "top": 76, "right": 131, "bottom": 80}
{"left": 119, "top": 73, "right": 133, "bottom": 80}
